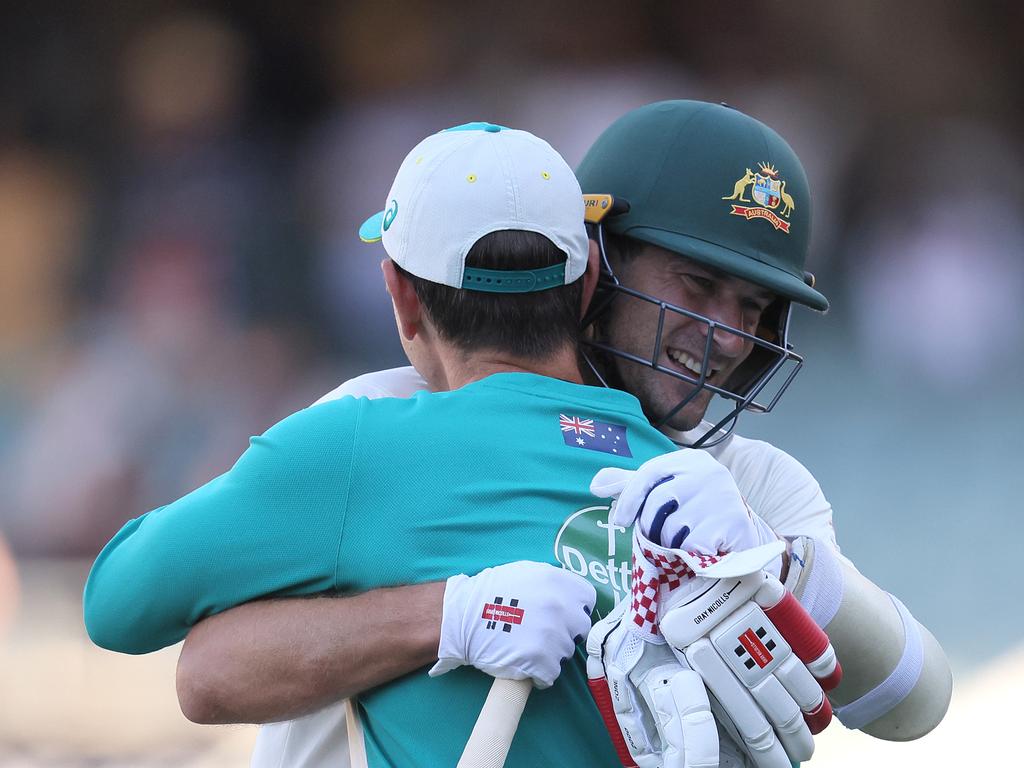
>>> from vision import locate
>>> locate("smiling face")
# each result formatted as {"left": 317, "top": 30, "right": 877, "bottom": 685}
{"left": 602, "top": 243, "right": 776, "bottom": 431}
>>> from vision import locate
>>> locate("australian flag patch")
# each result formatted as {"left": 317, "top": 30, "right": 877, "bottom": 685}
{"left": 559, "top": 413, "right": 632, "bottom": 458}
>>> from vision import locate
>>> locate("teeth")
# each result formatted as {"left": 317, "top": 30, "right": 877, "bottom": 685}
{"left": 667, "top": 348, "right": 715, "bottom": 378}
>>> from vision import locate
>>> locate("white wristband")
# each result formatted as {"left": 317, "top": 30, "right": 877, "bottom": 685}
{"left": 790, "top": 537, "right": 843, "bottom": 629}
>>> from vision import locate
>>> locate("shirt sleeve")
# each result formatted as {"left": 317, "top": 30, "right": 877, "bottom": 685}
{"left": 713, "top": 434, "right": 838, "bottom": 548}
{"left": 83, "top": 400, "right": 360, "bottom": 654}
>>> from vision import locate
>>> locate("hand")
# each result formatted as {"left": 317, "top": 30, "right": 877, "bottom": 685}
{"left": 591, "top": 449, "right": 776, "bottom": 552}
{"left": 596, "top": 526, "right": 840, "bottom": 768}
{"left": 651, "top": 544, "right": 843, "bottom": 768}
{"left": 429, "top": 561, "right": 595, "bottom": 689}
{"left": 585, "top": 523, "right": 725, "bottom": 768}
{"left": 587, "top": 597, "right": 719, "bottom": 768}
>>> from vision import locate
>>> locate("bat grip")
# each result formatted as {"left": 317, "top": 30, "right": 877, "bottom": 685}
{"left": 457, "top": 677, "right": 532, "bottom": 768}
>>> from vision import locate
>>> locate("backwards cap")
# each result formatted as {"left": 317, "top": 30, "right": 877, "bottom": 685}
{"left": 360, "top": 122, "right": 589, "bottom": 293}
{"left": 576, "top": 101, "right": 828, "bottom": 311}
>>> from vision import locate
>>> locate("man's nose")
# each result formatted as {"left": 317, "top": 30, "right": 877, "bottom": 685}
{"left": 701, "top": 303, "right": 747, "bottom": 359}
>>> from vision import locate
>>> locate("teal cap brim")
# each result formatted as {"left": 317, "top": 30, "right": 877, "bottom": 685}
{"left": 359, "top": 211, "right": 385, "bottom": 243}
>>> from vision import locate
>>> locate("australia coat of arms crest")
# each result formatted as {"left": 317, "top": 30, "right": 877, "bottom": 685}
{"left": 721, "top": 162, "right": 794, "bottom": 233}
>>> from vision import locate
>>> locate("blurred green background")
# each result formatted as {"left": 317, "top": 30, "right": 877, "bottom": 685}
{"left": 0, "top": 1, "right": 1021, "bottom": 764}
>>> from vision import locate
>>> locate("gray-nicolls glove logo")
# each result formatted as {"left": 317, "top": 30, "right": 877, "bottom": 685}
{"left": 481, "top": 597, "right": 524, "bottom": 632}
{"left": 734, "top": 623, "right": 779, "bottom": 670}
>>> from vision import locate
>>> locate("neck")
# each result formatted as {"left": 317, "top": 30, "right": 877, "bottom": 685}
{"left": 430, "top": 344, "right": 584, "bottom": 391}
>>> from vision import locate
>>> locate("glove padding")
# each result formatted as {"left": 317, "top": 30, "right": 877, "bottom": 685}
{"left": 589, "top": 453, "right": 841, "bottom": 767}
{"left": 430, "top": 560, "right": 595, "bottom": 689}
{"left": 591, "top": 449, "right": 777, "bottom": 552}
{"left": 648, "top": 538, "right": 843, "bottom": 768}
{"left": 587, "top": 591, "right": 719, "bottom": 768}
{"left": 584, "top": 519, "right": 787, "bottom": 768}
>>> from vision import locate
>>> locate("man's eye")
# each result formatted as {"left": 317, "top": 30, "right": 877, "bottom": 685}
{"left": 686, "top": 274, "right": 713, "bottom": 290}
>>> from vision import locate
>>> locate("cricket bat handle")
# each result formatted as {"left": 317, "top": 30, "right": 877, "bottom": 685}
{"left": 457, "top": 677, "right": 532, "bottom": 768}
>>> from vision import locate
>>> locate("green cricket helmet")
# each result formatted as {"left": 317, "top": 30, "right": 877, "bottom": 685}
{"left": 577, "top": 100, "right": 829, "bottom": 445}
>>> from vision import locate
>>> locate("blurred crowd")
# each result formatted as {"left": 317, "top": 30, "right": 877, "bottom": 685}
{"left": 0, "top": 0, "right": 1021, "bottom": 564}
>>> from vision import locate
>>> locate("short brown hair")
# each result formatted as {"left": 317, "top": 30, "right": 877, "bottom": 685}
{"left": 395, "top": 230, "right": 584, "bottom": 359}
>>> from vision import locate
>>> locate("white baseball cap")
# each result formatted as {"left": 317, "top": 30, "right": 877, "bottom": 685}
{"left": 359, "top": 122, "right": 589, "bottom": 293}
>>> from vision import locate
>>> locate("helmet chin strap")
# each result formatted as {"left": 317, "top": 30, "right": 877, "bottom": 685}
{"left": 581, "top": 221, "right": 803, "bottom": 450}
{"left": 662, "top": 407, "right": 744, "bottom": 450}
{"left": 653, "top": 387, "right": 743, "bottom": 450}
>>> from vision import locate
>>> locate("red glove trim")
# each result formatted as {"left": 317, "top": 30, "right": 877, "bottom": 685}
{"left": 587, "top": 677, "right": 639, "bottom": 767}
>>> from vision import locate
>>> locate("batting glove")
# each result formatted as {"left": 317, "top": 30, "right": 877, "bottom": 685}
{"left": 587, "top": 592, "right": 718, "bottom": 768}
{"left": 588, "top": 521, "right": 783, "bottom": 767}
{"left": 591, "top": 449, "right": 777, "bottom": 553}
{"left": 647, "top": 537, "right": 843, "bottom": 768}
{"left": 430, "top": 560, "right": 596, "bottom": 689}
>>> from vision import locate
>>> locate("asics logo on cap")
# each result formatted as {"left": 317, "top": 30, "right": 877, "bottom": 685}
{"left": 382, "top": 199, "right": 398, "bottom": 231}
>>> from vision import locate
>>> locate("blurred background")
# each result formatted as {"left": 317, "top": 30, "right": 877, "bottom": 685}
{"left": 0, "top": 0, "right": 1021, "bottom": 764}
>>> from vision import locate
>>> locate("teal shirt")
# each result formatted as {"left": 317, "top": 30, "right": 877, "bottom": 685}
{"left": 85, "top": 373, "right": 678, "bottom": 766}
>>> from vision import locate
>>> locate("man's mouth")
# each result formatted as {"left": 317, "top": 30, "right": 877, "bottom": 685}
{"left": 666, "top": 347, "right": 719, "bottom": 381}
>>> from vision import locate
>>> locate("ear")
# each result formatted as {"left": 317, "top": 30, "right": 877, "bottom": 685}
{"left": 580, "top": 239, "right": 602, "bottom": 315}
{"left": 381, "top": 259, "right": 421, "bottom": 342}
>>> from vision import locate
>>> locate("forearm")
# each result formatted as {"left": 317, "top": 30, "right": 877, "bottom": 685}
{"left": 176, "top": 581, "right": 444, "bottom": 724}
{"left": 788, "top": 538, "right": 952, "bottom": 739}
{"left": 85, "top": 427, "right": 347, "bottom": 654}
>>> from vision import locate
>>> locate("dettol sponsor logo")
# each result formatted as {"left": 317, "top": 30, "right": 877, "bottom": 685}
{"left": 553, "top": 504, "right": 632, "bottom": 618}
